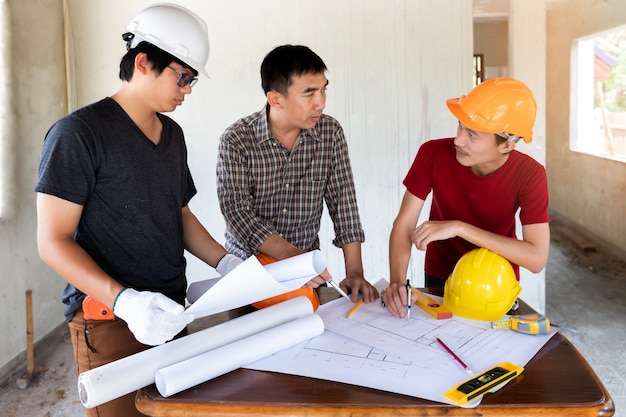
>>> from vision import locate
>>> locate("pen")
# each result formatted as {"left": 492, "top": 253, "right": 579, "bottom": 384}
{"left": 405, "top": 279, "right": 411, "bottom": 319}
{"left": 436, "top": 337, "right": 473, "bottom": 373}
{"left": 346, "top": 298, "right": 364, "bottom": 318}
{"left": 328, "top": 280, "right": 352, "bottom": 302}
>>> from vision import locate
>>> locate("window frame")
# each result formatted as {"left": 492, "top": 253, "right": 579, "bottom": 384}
{"left": 570, "top": 26, "right": 626, "bottom": 164}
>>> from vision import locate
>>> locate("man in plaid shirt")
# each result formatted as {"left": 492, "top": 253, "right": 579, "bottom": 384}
{"left": 216, "top": 45, "right": 378, "bottom": 303}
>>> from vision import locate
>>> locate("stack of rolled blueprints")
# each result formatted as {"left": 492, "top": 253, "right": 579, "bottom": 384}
{"left": 78, "top": 251, "right": 326, "bottom": 408}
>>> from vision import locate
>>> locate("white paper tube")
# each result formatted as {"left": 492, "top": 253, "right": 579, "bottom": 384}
{"left": 263, "top": 250, "right": 326, "bottom": 282}
{"left": 186, "top": 250, "right": 327, "bottom": 318}
{"left": 155, "top": 313, "right": 324, "bottom": 397}
{"left": 77, "top": 296, "right": 314, "bottom": 408}
{"left": 187, "top": 250, "right": 326, "bottom": 304}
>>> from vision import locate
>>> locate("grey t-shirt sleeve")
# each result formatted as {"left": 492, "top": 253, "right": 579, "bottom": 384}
{"left": 36, "top": 115, "right": 97, "bottom": 204}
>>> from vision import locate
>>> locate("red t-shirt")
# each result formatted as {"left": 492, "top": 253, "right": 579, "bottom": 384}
{"left": 403, "top": 138, "right": 550, "bottom": 281}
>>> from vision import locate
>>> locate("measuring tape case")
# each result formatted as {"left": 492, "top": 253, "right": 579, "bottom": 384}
{"left": 443, "top": 362, "right": 524, "bottom": 405}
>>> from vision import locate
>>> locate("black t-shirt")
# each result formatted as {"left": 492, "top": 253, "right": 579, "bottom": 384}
{"left": 35, "top": 98, "right": 197, "bottom": 321}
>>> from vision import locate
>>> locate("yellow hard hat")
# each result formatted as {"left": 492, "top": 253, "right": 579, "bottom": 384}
{"left": 446, "top": 78, "right": 537, "bottom": 143}
{"left": 443, "top": 248, "right": 521, "bottom": 321}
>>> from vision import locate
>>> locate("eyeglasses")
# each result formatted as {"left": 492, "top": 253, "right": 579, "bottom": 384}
{"left": 167, "top": 66, "right": 198, "bottom": 88}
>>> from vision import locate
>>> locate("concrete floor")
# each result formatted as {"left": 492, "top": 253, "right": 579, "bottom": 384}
{"left": 0, "top": 221, "right": 624, "bottom": 417}
{"left": 545, "top": 224, "right": 626, "bottom": 417}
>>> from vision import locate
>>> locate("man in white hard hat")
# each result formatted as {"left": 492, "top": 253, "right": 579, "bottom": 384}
{"left": 35, "top": 4, "right": 241, "bottom": 416}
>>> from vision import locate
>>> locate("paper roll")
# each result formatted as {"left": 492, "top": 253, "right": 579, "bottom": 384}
{"left": 186, "top": 250, "right": 327, "bottom": 318}
{"left": 78, "top": 296, "right": 314, "bottom": 408}
{"left": 186, "top": 250, "right": 326, "bottom": 305}
{"left": 155, "top": 313, "right": 324, "bottom": 397}
{"left": 263, "top": 250, "right": 326, "bottom": 282}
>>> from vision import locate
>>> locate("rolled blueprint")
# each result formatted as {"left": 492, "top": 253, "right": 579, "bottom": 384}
{"left": 186, "top": 250, "right": 326, "bottom": 318}
{"left": 78, "top": 296, "right": 314, "bottom": 408}
{"left": 263, "top": 249, "right": 326, "bottom": 282}
{"left": 186, "top": 250, "right": 326, "bottom": 305}
{"left": 155, "top": 313, "right": 324, "bottom": 397}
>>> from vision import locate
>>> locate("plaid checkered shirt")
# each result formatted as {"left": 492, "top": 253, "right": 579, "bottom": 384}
{"left": 217, "top": 106, "right": 365, "bottom": 259}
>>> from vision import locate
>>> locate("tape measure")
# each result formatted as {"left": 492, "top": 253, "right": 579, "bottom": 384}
{"left": 411, "top": 288, "right": 452, "bottom": 320}
{"left": 444, "top": 362, "right": 524, "bottom": 405}
{"left": 82, "top": 296, "right": 115, "bottom": 320}
{"left": 491, "top": 314, "right": 550, "bottom": 335}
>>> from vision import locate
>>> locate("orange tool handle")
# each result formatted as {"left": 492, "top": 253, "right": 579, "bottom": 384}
{"left": 252, "top": 253, "right": 320, "bottom": 311}
{"left": 82, "top": 295, "right": 115, "bottom": 320}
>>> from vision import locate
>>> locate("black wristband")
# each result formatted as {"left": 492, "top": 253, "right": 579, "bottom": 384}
{"left": 216, "top": 253, "right": 228, "bottom": 267}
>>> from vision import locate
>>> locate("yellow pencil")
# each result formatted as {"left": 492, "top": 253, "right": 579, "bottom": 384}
{"left": 346, "top": 298, "right": 364, "bottom": 318}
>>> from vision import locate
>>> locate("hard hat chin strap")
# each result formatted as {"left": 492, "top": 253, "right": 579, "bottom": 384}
{"left": 496, "top": 132, "right": 522, "bottom": 143}
{"left": 122, "top": 32, "right": 135, "bottom": 51}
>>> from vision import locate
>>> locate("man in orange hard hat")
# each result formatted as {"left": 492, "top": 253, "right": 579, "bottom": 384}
{"left": 384, "top": 78, "right": 550, "bottom": 318}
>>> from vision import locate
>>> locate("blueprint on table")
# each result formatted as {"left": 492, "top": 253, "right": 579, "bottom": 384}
{"left": 317, "top": 288, "right": 556, "bottom": 376}
{"left": 246, "top": 280, "right": 557, "bottom": 407}
{"left": 247, "top": 327, "right": 488, "bottom": 406}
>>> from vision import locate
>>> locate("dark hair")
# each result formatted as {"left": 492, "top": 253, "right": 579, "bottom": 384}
{"left": 260, "top": 45, "right": 327, "bottom": 95}
{"left": 495, "top": 134, "right": 507, "bottom": 145}
{"left": 119, "top": 41, "right": 198, "bottom": 82}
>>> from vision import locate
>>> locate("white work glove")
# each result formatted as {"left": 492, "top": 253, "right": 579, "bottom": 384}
{"left": 216, "top": 253, "right": 243, "bottom": 276}
{"left": 112, "top": 288, "right": 193, "bottom": 346}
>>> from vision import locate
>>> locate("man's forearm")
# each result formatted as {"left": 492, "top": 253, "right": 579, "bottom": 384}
{"left": 388, "top": 227, "right": 413, "bottom": 285}
{"left": 341, "top": 241, "right": 364, "bottom": 277}
{"left": 257, "top": 234, "right": 304, "bottom": 260}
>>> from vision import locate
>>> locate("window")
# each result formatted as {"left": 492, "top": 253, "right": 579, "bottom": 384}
{"left": 571, "top": 26, "right": 626, "bottom": 162}
{"left": 473, "top": 54, "right": 484, "bottom": 87}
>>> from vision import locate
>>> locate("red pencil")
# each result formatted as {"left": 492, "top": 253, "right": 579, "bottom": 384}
{"left": 436, "top": 337, "right": 473, "bottom": 373}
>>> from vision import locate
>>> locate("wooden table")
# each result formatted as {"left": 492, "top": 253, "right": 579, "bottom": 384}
{"left": 136, "top": 288, "right": 614, "bottom": 417}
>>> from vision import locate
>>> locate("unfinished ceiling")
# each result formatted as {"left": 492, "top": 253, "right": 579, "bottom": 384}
{"left": 474, "top": 0, "right": 564, "bottom": 22}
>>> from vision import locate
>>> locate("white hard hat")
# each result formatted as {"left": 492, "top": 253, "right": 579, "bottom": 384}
{"left": 124, "top": 3, "right": 209, "bottom": 78}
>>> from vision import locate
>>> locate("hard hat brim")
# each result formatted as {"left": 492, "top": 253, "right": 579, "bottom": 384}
{"left": 446, "top": 97, "right": 487, "bottom": 133}
{"left": 446, "top": 90, "right": 534, "bottom": 144}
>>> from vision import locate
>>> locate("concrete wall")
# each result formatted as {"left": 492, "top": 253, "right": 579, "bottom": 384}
{"left": 0, "top": 0, "right": 68, "bottom": 379}
{"left": 62, "top": 1, "right": 473, "bottom": 302}
{"left": 509, "top": 0, "right": 548, "bottom": 313}
{"left": 546, "top": 0, "right": 626, "bottom": 256}
{"left": 0, "top": 0, "right": 475, "bottom": 378}
{"left": 1, "top": 0, "right": 557, "bottom": 378}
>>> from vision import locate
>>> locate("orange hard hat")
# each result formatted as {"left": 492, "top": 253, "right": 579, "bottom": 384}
{"left": 446, "top": 78, "right": 537, "bottom": 143}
